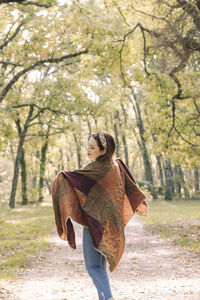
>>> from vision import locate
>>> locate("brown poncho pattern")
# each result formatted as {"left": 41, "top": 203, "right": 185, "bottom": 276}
{"left": 52, "top": 158, "right": 147, "bottom": 271}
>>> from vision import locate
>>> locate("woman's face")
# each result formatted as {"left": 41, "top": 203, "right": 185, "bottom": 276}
{"left": 87, "top": 137, "right": 106, "bottom": 160}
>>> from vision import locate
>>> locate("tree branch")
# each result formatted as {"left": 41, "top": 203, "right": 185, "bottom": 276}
{"left": 193, "top": 98, "right": 200, "bottom": 117}
{"left": 20, "top": 1, "right": 52, "bottom": 8}
{"left": 0, "top": 61, "right": 23, "bottom": 67}
{"left": 0, "top": 48, "right": 89, "bottom": 103}
{"left": 174, "top": 126, "right": 199, "bottom": 146}
{"left": 132, "top": 5, "right": 167, "bottom": 21}
{"left": 119, "top": 23, "right": 150, "bottom": 84}
{"left": 111, "top": 0, "right": 130, "bottom": 27}
{"left": 27, "top": 130, "right": 68, "bottom": 137}
{"left": 177, "top": 0, "right": 200, "bottom": 31}
{"left": 0, "top": 0, "right": 53, "bottom": 7}
{"left": 140, "top": 25, "right": 150, "bottom": 76}
{"left": 0, "top": 21, "right": 25, "bottom": 51}
{"left": 166, "top": 96, "right": 199, "bottom": 147}
{"left": 11, "top": 103, "right": 78, "bottom": 116}
{"left": 169, "top": 72, "right": 182, "bottom": 99}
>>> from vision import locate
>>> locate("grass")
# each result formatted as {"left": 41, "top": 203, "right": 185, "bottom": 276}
{"left": 143, "top": 199, "right": 200, "bottom": 256}
{"left": 0, "top": 203, "right": 55, "bottom": 280}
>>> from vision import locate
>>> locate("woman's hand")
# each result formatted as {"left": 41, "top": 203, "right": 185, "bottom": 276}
{"left": 136, "top": 201, "right": 148, "bottom": 216}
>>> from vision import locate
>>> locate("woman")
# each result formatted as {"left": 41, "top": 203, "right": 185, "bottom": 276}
{"left": 52, "top": 131, "right": 148, "bottom": 300}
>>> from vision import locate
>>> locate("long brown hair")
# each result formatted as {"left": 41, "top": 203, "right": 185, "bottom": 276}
{"left": 92, "top": 131, "right": 115, "bottom": 161}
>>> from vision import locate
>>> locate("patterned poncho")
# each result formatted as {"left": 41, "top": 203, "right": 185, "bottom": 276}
{"left": 52, "top": 158, "right": 147, "bottom": 271}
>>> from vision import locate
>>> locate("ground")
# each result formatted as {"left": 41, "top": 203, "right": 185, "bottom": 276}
{"left": 1, "top": 216, "right": 200, "bottom": 300}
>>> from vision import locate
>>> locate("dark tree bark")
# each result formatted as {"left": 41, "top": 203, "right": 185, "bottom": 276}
{"left": 87, "top": 117, "right": 92, "bottom": 140}
{"left": 120, "top": 103, "right": 129, "bottom": 167}
{"left": 15, "top": 118, "right": 28, "bottom": 205}
{"left": 164, "top": 158, "right": 174, "bottom": 200}
{"left": 45, "top": 176, "right": 51, "bottom": 195}
{"left": 20, "top": 148, "right": 28, "bottom": 205}
{"left": 93, "top": 117, "right": 98, "bottom": 131}
{"left": 73, "top": 133, "right": 82, "bottom": 169}
{"left": 156, "top": 154, "right": 164, "bottom": 187}
{"left": 0, "top": 0, "right": 52, "bottom": 7}
{"left": 129, "top": 90, "right": 156, "bottom": 199}
{"left": 38, "top": 126, "right": 50, "bottom": 202}
{"left": 113, "top": 112, "right": 120, "bottom": 157}
{"left": 9, "top": 105, "right": 34, "bottom": 208}
{"left": 115, "top": 110, "right": 129, "bottom": 166}
{"left": 151, "top": 134, "right": 164, "bottom": 187}
{"left": 174, "top": 165, "right": 182, "bottom": 198}
{"left": 178, "top": 166, "right": 190, "bottom": 198}
{"left": 194, "top": 167, "right": 199, "bottom": 192}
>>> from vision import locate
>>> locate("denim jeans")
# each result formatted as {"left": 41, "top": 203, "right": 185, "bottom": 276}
{"left": 83, "top": 227, "right": 113, "bottom": 300}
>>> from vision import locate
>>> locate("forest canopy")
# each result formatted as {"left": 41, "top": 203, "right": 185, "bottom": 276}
{"left": 0, "top": 0, "right": 199, "bottom": 208}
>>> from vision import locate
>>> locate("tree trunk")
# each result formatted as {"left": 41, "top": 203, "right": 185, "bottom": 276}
{"left": 194, "top": 167, "right": 199, "bottom": 192}
{"left": 151, "top": 134, "right": 164, "bottom": 187}
{"left": 45, "top": 176, "right": 51, "bottom": 195}
{"left": 58, "top": 149, "right": 64, "bottom": 170}
{"left": 15, "top": 118, "right": 28, "bottom": 205}
{"left": 21, "top": 147, "right": 28, "bottom": 205}
{"left": 87, "top": 117, "right": 92, "bottom": 140}
{"left": 73, "top": 133, "right": 82, "bottom": 168}
{"left": 93, "top": 117, "right": 98, "bottom": 131}
{"left": 156, "top": 154, "right": 164, "bottom": 187}
{"left": 164, "top": 158, "right": 174, "bottom": 200}
{"left": 122, "top": 134, "right": 129, "bottom": 167}
{"left": 130, "top": 90, "right": 156, "bottom": 199}
{"left": 178, "top": 166, "right": 190, "bottom": 198}
{"left": 113, "top": 112, "right": 120, "bottom": 157}
{"left": 115, "top": 110, "right": 129, "bottom": 166}
{"left": 38, "top": 128, "right": 49, "bottom": 202}
{"left": 120, "top": 103, "right": 129, "bottom": 167}
{"left": 9, "top": 105, "right": 34, "bottom": 208}
{"left": 174, "top": 165, "right": 182, "bottom": 198}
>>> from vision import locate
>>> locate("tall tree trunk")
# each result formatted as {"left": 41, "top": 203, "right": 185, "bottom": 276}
{"left": 21, "top": 148, "right": 28, "bottom": 205}
{"left": 174, "top": 165, "right": 182, "bottom": 198}
{"left": 178, "top": 166, "right": 190, "bottom": 198}
{"left": 122, "top": 134, "right": 129, "bottom": 167}
{"left": 93, "top": 117, "right": 98, "bottom": 131}
{"left": 164, "top": 158, "right": 174, "bottom": 200}
{"left": 156, "top": 154, "right": 164, "bottom": 187}
{"left": 194, "top": 167, "right": 199, "bottom": 193}
{"left": 113, "top": 112, "right": 120, "bottom": 157}
{"left": 70, "top": 117, "right": 82, "bottom": 168}
{"left": 120, "top": 103, "right": 129, "bottom": 167}
{"left": 9, "top": 140, "right": 15, "bottom": 164}
{"left": 45, "top": 176, "right": 51, "bottom": 195}
{"left": 151, "top": 134, "right": 164, "bottom": 187}
{"left": 129, "top": 90, "right": 156, "bottom": 199}
{"left": 87, "top": 117, "right": 92, "bottom": 140}
{"left": 9, "top": 105, "right": 34, "bottom": 208}
{"left": 38, "top": 126, "right": 50, "bottom": 202}
{"left": 58, "top": 149, "right": 64, "bottom": 170}
{"left": 115, "top": 110, "right": 129, "bottom": 166}
{"left": 15, "top": 118, "right": 28, "bottom": 205}
{"left": 73, "top": 133, "right": 82, "bottom": 168}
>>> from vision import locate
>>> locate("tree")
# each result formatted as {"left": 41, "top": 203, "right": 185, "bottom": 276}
{"left": 38, "top": 124, "right": 50, "bottom": 202}
{"left": 9, "top": 105, "right": 34, "bottom": 208}
{"left": 128, "top": 89, "right": 156, "bottom": 199}
{"left": 15, "top": 117, "right": 28, "bottom": 205}
{"left": 164, "top": 158, "right": 174, "bottom": 200}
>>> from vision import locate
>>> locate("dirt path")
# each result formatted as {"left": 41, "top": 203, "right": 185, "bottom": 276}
{"left": 1, "top": 216, "right": 200, "bottom": 300}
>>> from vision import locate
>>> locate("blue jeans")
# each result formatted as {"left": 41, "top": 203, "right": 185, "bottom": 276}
{"left": 83, "top": 227, "right": 113, "bottom": 300}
